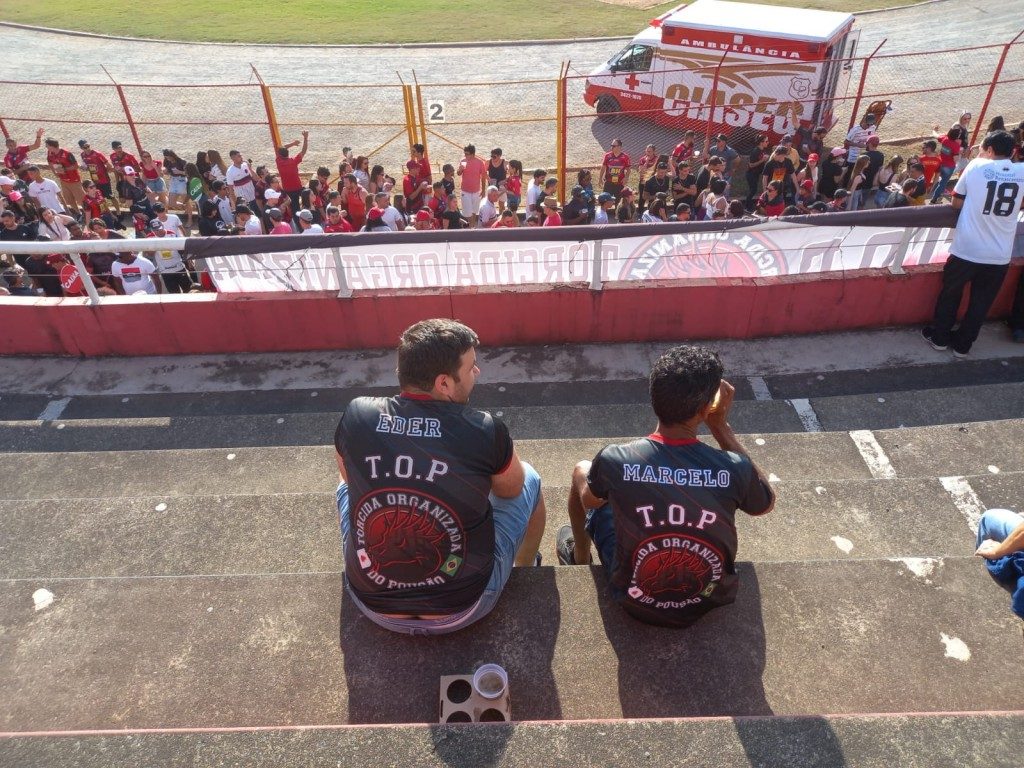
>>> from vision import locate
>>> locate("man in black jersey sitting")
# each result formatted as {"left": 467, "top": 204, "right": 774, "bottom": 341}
{"left": 557, "top": 346, "right": 774, "bottom": 627}
{"left": 335, "top": 319, "right": 546, "bottom": 635}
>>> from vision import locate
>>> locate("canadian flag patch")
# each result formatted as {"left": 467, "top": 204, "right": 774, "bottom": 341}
{"left": 357, "top": 549, "right": 372, "bottom": 569}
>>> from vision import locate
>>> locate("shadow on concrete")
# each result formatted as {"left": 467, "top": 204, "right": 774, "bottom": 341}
{"left": 734, "top": 715, "right": 849, "bottom": 767}
{"left": 591, "top": 562, "right": 772, "bottom": 718}
{"left": 340, "top": 567, "right": 562, "bottom": 730}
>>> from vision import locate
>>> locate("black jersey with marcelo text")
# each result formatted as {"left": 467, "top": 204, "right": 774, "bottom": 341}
{"left": 335, "top": 393, "right": 513, "bottom": 615}
{"left": 587, "top": 434, "right": 773, "bottom": 627}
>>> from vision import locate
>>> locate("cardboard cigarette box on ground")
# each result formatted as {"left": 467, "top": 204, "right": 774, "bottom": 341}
{"left": 439, "top": 664, "right": 512, "bottom": 723}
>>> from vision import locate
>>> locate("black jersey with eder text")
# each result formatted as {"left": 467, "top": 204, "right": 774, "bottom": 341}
{"left": 587, "top": 435, "right": 773, "bottom": 627}
{"left": 335, "top": 393, "right": 513, "bottom": 615}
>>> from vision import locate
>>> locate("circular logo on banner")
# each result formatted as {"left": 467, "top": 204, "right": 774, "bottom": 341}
{"left": 627, "top": 535, "right": 725, "bottom": 608}
{"left": 59, "top": 263, "right": 85, "bottom": 296}
{"left": 620, "top": 230, "right": 786, "bottom": 281}
{"left": 353, "top": 488, "right": 465, "bottom": 588}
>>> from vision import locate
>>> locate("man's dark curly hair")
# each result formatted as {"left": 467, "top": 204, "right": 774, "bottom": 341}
{"left": 649, "top": 345, "right": 723, "bottom": 426}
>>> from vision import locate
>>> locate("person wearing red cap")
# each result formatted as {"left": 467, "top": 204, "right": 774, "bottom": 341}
{"left": 362, "top": 206, "right": 391, "bottom": 232}
{"left": 412, "top": 208, "right": 434, "bottom": 231}
{"left": 795, "top": 178, "right": 818, "bottom": 212}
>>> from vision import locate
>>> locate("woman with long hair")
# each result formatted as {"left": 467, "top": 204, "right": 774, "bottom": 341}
{"left": 872, "top": 154, "right": 903, "bottom": 208}
{"left": 353, "top": 156, "right": 370, "bottom": 189}
{"left": 138, "top": 150, "right": 167, "bottom": 206}
{"left": 162, "top": 149, "right": 190, "bottom": 223}
{"left": 847, "top": 155, "right": 871, "bottom": 211}
{"left": 206, "top": 150, "right": 227, "bottom": 184}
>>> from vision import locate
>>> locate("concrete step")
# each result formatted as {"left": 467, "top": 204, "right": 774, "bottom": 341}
{"left": 2, "top": 712, "right": 1022, "bottom": 767}
{"left": 1, "top": 420, "right": 1021, "bottom": 500}
{"left": 3, "top": 558, "right": 1018, "bottom": 730}
{"left": 3, "top": 381, "right": 1023, "bottom": 454}
{"left": 3, "top": 474, "right": 1013, "bottom": 581}
{"left": 12, "top": 354, "right": 1023, "bottom": 420}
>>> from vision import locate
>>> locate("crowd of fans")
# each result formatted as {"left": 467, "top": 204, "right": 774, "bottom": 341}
{"left": 2, "top": 112, "right": 1023, "bottom": 298}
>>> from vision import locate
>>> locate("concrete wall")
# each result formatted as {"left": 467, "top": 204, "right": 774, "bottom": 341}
{"left": 1, "top": 262, "right": 1020, "bottom": 357}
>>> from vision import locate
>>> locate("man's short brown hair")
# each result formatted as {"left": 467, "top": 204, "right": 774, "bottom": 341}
{"left": 398, "top": 319, "right": 479, "bottom": 391}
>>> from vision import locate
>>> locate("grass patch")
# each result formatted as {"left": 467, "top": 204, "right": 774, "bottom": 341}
{"left": 0, "top": 0, "right": 922, "bottom": 45}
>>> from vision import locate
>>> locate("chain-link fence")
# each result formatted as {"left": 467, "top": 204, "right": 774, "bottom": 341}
{"left": 413, "top": 77, "right": 559, "bottom": 176}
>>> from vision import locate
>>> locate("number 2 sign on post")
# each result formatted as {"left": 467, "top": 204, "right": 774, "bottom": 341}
{"left": 427, "top": 101, "right": 446, "bottom": 124}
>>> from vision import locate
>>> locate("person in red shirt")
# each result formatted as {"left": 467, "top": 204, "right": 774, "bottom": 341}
{"left": 324, "top": 204, "right": 354, "bottom": 233}
{"left": 425, "top": 181, "right": 448, "bottom": 225}
{"left": 457, "top": 144, "right": 487, "bottom": 227}
{"left": 45, "top": 138, "right": 85, "bottom": 214}
{"left": 341, "top": 173, "right": 368, "bottom": 230}
{"left": 275, "top": 130, "right": 309, "bottom": 216}
{"left": 76, "top": 139, "right": 117, "bottom": 209}
{"left": 4, "top": 128, "right": 44, "bottom": 181}
{"left": 918, "top": 140, "right": 941, "bottom": 190}
{"left": 490, "top": 209, "right": 518, "bottom": 228}
{"left": 410, "top": 143, "right": 432, "bottom": 182}
{"left": 542, "top": 197, "right": 562, "bottom": 226}
{"left": 403, "top": 161, "right": 430, "bottom": 213}
{"left": 411, "top": 207, "right": 435, "bottom": 231}
{"left": 930, "top": 125, "right": 963, "bottom": 204}
{"left": 599, "top": 138, "right": 631, "bottom": 197}
{"left": 671, "top": 130, "right": 697, "bottom": 167}
{"left": 109, "top": 141, "right": 140, "bottom": 203}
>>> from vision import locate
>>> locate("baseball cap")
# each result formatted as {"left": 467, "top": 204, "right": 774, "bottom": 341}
{"left": 297, "top": 209, "right": 314, "bottom": 222}
{"left": 866, "top": 135, "right": 881, "bottom": 146}
{"left": 570, "top": 185, "right": 583, "bottom": 195}
{"left": 46, "top": 254, "right": 65, "bottom": 264}
{"left": 77, "top": 139, "right": 89, "bottom": 148}
{"left": 149, "top": 219, "right": 165, "bottom": 229}
{"left": 264, "top": 188, "right": 282, "bottom": 200}
{"left": 597, "top": 192, "right": 613, "bottom": 203}
{"left": 715, "top": 133, "right": 728, "bottom": 141}
{"left": 0, "top": 175, "right": 15, "bottom": 186}
{"left": 833, "top": 189, "right": 849, "bottom": 198}
{"left": 414, "top": 208, "right": 432, "bottom": 222}
{"left": 808, "top": 153, "right": 820, "bottom": 163}
{"left": 801, "top": 179, "right": 814, "bottom": 190}
{"left": 367, "top": 207, "right": 384, "bottom": 221}
{"left": 621, "top": 187, "right": 635, "bottom": 197}
{"left": 782, "top": 135, "right": 794, "bottom": 144}
{"left": 266, "top": 207, "right": 283, "bottom": 220}
{"left": 123, "top": 166, "right": 136, "bottom": 175}
{"left": 235, "top": 204, "right": 252, "bottom": 215}
{"left": 830, "top": 147, "right": 847, "bottom": 157}
{"left": 7, "top": 191, "right": 22, "bottom": 202}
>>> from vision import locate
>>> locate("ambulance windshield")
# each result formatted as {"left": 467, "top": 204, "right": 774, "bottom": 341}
{"left": 610, "top": 44, "right": 654, "bottom": 72}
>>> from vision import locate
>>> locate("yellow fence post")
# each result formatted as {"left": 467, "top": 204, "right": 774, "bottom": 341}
{"left": 556, "top": 62, "right": 568, "bottom": 204}
{"left": 250, "top": 64, "right": 282, "bottom": 151}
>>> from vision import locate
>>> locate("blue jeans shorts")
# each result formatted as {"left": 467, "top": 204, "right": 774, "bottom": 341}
{"left": 585, "top": 502, "right": 618, "bottom": 580}
{"left": 337, "top": 462, "right": 542, "bottom": 635}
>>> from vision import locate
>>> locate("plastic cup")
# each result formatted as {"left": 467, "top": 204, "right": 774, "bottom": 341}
{"left": 472, "top": 663, "right": 508, "bottom": 700}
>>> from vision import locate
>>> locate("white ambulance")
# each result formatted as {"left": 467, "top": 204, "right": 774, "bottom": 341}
{"left": 583, "top": 0, "right": 859, "bottom": 146}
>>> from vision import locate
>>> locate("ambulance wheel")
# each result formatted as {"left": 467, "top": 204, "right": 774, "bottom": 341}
{"left": 596, "top": 95, "right": 621, "bottom": 122}
{"left": 729, "top": 126, "right": 760, "bottom": 153}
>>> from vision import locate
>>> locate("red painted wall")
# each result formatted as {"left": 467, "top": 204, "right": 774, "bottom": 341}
{"left": 1, "top": 262, "right": 1020, "bottom": 357}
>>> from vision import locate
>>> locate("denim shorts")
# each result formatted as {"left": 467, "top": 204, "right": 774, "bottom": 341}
{"left": 337, "top": 462, "right": 542, "bottom": 635}
{"left": 585, "top": 502, "right": 618, "bottom": 581}
{"left": 168, "top": 176, "right": 187, "bottom": 196}
{"left": 146, "top": 177, "right": 166, "bottom": 193}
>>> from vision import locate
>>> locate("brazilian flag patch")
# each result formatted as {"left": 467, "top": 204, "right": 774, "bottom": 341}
{"left": 441, "top": 554, "right": 463, "bottom": 576}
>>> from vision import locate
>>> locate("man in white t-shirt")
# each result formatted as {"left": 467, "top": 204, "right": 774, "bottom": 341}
{"left": 478, "top": 186, "right": 501, "bottom": 228}
{"left": 111, "top": 251, "right": 161, "bottom": 296}
{"left": 152, "top": 202, "right": 185, "bottom": 236}
{"left": 844, "top": 113, "right": 876, "bottom": 166}
{"left": 225, "top": 150, "right": 257, "bottom": 204}
{"left": 146, "top": 220, "right": 192, "bottom": 293}
{"left": 297, "top": 209, "right": 324, "bottom": 234}
{"left": 27, "top": 166, "right": 66, "bottom": 212}
{"left": 373, "top": 192, "right": 405, "bottom": 231}
{"left": 924, "top": 130, "right": 1024, "bottom": 357}
{"left": 235, "top": 204, "right": 264, "bottom": 235}
{"left": 526, "top": 168, "right": 547, "bottom": 220}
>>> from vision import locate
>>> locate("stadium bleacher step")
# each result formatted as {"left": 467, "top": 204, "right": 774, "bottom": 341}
{"left": 2, "top": 711, "right": 1022, "bottom": 768}
{"left": 2, "top": 380, "right": 1024, "bottom": 453}
{"left": 1, "top": 419, "right": 1022, "bottom": 501}
{"left": 2, "top": 473, "right": 1016, "bottom": 580}
{"left": 2, "top": 559, "right": 1019, "bottom": 731}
